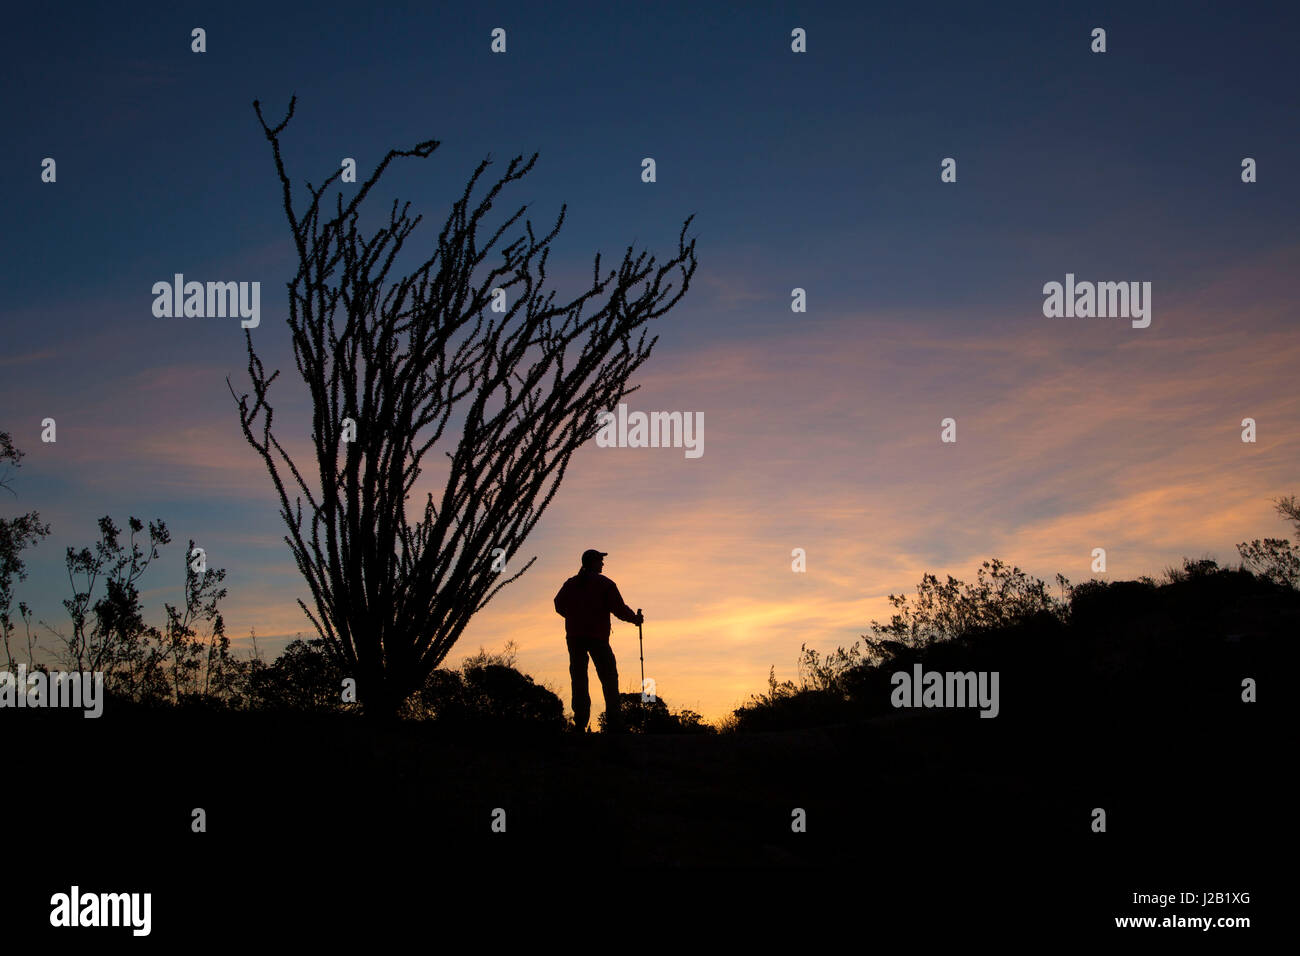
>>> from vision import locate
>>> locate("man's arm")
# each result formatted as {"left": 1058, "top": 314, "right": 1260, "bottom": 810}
{"left": 607, "top": 580, "right": 643, "bottom": 625}
{"left": 554, "top": 580, "right": 571, "bottom": 617}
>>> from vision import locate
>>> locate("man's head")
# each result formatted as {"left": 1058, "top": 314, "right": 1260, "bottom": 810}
{"left": 581, "top": 549, "right": 607, "bottom": 572}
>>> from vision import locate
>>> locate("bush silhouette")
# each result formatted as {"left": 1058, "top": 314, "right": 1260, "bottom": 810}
{"left": 416, "top": 662, "right": 565, "bottom": 731}
{"left": 249, "top": 637, "right": 350, "bottom": 713}
{"left": 596, "top": 692, "right": 717, "bottom": 733}
{"left": 245, "top": 636, "right": 565, "bottom": 728}
{"left": 729, "top": 555, "right": 1299, "bottom": 732}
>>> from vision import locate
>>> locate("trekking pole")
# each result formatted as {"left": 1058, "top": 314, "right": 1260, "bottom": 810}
{"left": 637, "top": 609, "right": 645, "bottom": 708}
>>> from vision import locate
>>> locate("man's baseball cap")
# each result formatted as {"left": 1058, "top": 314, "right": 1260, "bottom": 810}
{"left": 581, "top": 549, "right": 608, "bottom": 567}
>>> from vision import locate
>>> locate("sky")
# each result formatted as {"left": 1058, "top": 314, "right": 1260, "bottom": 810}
{"left": 2, "top": 1, "right": 1298, "bottom": 723}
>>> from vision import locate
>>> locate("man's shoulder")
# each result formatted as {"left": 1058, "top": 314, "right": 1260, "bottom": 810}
{"left": 568, "top": 571, "right": 616, "bottom": 588}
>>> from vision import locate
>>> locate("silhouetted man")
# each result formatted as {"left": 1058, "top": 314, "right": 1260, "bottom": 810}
{"left": 554, "top": 549, "right": 643, "bottom": 734}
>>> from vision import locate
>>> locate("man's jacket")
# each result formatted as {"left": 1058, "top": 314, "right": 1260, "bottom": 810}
{"left": 554, "top": 568, "right": 639, "bottom": 641}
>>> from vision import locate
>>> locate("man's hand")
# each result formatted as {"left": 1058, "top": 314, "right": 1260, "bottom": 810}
{"left": 634, "top": 611, "right": 645, "bottom": 626}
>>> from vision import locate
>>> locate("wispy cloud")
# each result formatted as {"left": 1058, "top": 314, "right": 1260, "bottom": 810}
{"left": 0, "top": 349, "right": 56, "bottom": 367}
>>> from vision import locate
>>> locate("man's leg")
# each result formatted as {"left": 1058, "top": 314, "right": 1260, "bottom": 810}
{"left": 590, "top": 640, "right": 622, "bottom": 733}
{"left": 567, "top": 635, "right": 592, "bottom": 732}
